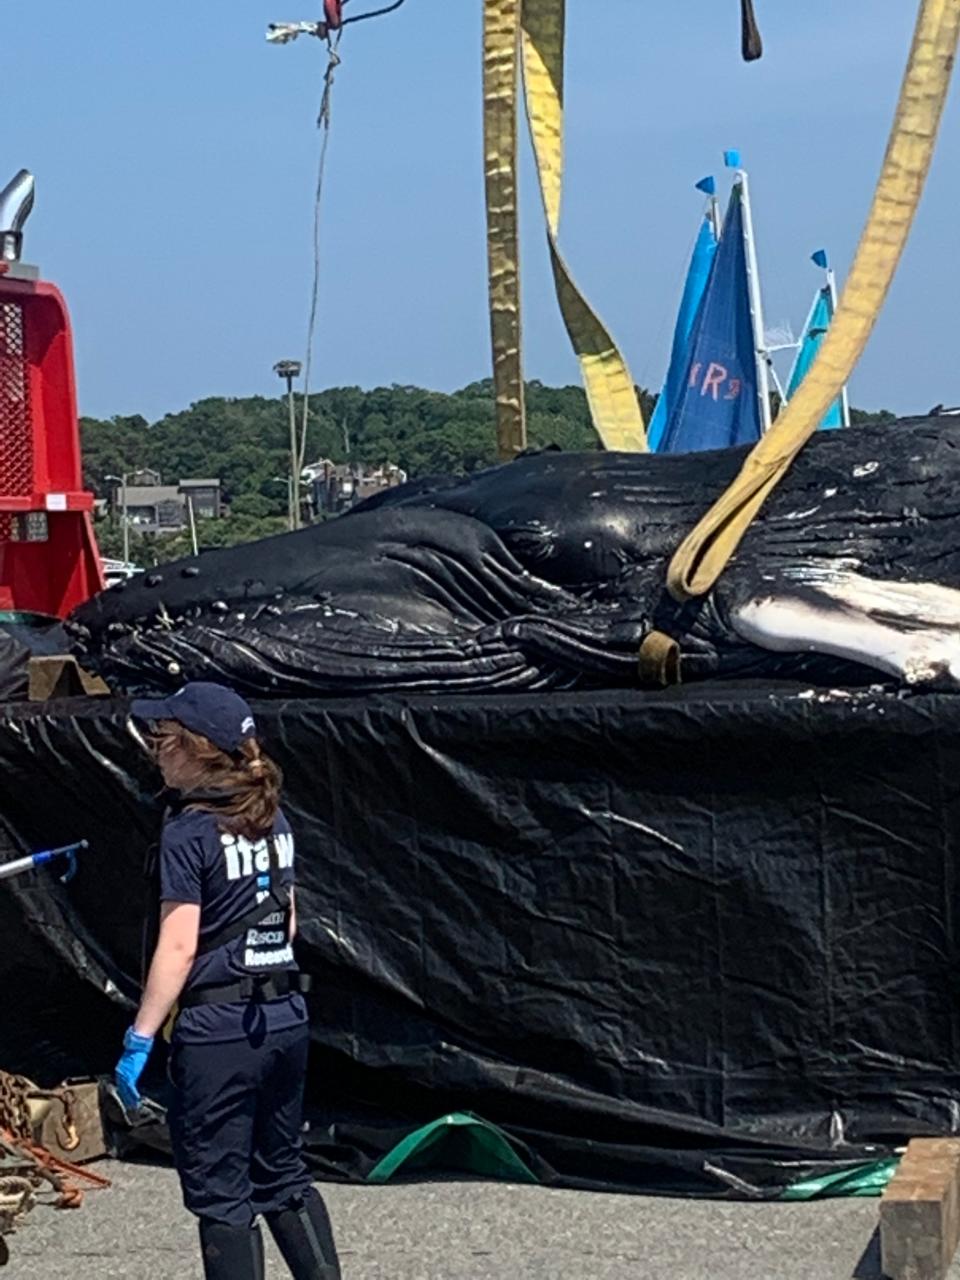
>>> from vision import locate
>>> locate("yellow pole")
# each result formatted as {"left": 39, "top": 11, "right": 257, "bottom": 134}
{"left": 483, "top": 0, "right": 526, "bottom": 461}
{"left": 483, "top": 0, "right": 646, "bottom": 458}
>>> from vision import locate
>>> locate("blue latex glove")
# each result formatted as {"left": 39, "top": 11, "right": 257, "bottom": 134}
{"left": 115, "top": 1027, "right": 154, "bottom": 1111}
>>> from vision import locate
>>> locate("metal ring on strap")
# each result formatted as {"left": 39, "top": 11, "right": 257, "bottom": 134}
{"left": 638, "top": 631, "right": 681, "bottom": 688}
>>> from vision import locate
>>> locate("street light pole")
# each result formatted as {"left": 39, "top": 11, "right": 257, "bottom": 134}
{"left": 122, "top": 474, "right": 129, "bottom": 565}
{"left": 274, "top": 360, "right": 303, "bottom": 532}
{"left": 105, "top": 473, "right": 130, "bottom": 564}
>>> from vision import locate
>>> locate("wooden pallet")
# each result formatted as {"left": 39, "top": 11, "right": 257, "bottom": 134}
{"left": 881, "top": 1139, "right": 960, "bottom": 1280}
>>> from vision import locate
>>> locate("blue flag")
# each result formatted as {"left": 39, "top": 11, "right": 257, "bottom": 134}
{"left": 787, "top": 287, "right": 844, "bottom": 430}
{"left": 659, "top": 184, "right": 763, "bottom": 453}
{"left": 648, "top": 214, "right": 719, "bottom": 451}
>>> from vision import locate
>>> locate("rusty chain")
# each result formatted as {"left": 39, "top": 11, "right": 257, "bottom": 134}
{"left": 0, "top": 1072, "right": 79, "bottom": 1151}
{"left": 0, "top": 1073, "right": 31, "bottom": 1144}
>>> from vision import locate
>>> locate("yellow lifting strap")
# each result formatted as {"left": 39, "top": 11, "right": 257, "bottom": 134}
{"left": 484, "top": 0, "right": 526, "bottom": 460}
{"left": 484, "top": 0, "right": 647, "bottom": 459}
{"left": 666, "top": 0, "right": 960, "bottom": 604}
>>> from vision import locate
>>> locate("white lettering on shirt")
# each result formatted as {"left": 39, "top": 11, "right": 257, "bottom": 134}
{"left": 244, "top": 944, "right": 295, "bottom": 968}
{"left": 220, "top": 831, "right": 295, "bottom": 882}
{"left": 246, "top": 928, "right": 287, "bottom": 947}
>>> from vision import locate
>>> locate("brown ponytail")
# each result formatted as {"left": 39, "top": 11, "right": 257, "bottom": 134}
{"left": 152, "top": 721, "right": 283, "bottom": 839}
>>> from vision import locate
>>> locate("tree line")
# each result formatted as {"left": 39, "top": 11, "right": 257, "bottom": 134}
{"left": 82, "top": 381, "right": 895, "bottom": 564}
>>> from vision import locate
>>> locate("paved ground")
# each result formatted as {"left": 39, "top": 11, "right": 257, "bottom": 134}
{"left": 4, "top": 1159, "right": 959, "bottom": 1280}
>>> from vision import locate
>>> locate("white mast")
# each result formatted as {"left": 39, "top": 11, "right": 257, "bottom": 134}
{"left": 726, "top": 152, "right": 772, "bottom": 434}
{"left": 696, "top": 175, "right": 722, "bottom": 241}
{"left": 823, "top": 263, "right": 851, "bottom": 428}
{"left": 710, "top": 194, "right": 722, "bottom": 241}
{"left": 791, "top": 250, "right": 852, "bottom": 429}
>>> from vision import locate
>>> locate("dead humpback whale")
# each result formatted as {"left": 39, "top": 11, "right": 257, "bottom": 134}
{"left": 69, "top": 417, "right": 960, "bottom": 696}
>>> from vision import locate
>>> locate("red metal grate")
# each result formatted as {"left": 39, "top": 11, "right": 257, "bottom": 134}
{"left": 0, "top": 301, "right": 34, "bottom": 499}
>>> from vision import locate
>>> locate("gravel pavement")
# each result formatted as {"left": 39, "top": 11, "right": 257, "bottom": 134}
{"left": 4, "top": 1159, "right": 959, "bottom": 1280}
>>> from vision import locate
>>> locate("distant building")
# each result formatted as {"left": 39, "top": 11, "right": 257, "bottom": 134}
{"left": 124, "top": 485, "right": 183, "bottom": 533}
{"left": 109, "top": 473, "right": 223, "bottom": 535}
{"left": 178, "top": 479, "right": 222, "bottom": 521}
{"left": 127, "top": 467, "right": 162, "bottom": 487}
{"left": 306, "top": 461, "right": 407, "bottom": 517}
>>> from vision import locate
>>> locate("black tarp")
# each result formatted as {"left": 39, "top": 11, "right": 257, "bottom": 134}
{"left": 1, "top": 684, "right": 959, "bottom": 1197}
{"left": 0, "top": 629, "right": 28, "bottom": 702}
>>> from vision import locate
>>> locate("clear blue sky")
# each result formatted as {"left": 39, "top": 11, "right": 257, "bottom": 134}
{"left": 7, "top": 1, "right": 958, "bottom": 421}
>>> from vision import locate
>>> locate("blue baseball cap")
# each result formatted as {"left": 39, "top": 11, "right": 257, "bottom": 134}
{"left": 131, "top": 682, "right": 257, "bottom": 754}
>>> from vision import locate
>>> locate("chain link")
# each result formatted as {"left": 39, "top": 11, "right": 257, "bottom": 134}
{"left": 0, "top": 1072, "right": 79, "bottom": 1149}
{"left": 0, "top": 1072, "right": 32, "bottom": 1143}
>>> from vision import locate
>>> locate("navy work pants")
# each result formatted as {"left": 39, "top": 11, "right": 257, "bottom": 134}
{"left": 168, "top": 1021, "right": 312, "bottom": 1228}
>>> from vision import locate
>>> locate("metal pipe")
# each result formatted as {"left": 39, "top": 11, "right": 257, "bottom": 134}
{"left": 0, "top": 840, "right": 89, "bottom": 883}
{"left": 0, "top": 170, "right": 35, "bottom": 263}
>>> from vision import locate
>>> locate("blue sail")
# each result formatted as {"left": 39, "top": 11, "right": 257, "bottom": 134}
{"left": 648, "top": 214, "right": 719, "bottom": 451}
{"left": 659, "top": 183, "right": 763, "bottom": 453}
{"left": 787, "top": 286, "right": 844, "bottom": 430}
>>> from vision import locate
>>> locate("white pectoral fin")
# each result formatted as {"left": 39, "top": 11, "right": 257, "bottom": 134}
{"left": 731, "top": 571, "right": 960, "bottom": 686}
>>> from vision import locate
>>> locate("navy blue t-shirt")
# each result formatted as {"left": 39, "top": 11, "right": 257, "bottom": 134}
{"left": 159, "top": 807, "right": 308, "bottom": 1044}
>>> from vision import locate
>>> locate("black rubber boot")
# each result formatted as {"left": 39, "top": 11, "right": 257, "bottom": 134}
{"left": 198, "top": 1219, "right": 265, "bottom": 1280}
{"left": 265, "top": 1187, "right": 342, "bottom": 1279}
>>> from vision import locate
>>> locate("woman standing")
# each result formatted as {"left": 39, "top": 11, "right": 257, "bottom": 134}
{"left": 114, "top": 682, "right": 341, "bottom": 1280}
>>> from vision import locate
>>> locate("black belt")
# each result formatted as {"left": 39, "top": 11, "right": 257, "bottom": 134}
{"left": 179, "top": 971, "right": 312, "bottom": 1010}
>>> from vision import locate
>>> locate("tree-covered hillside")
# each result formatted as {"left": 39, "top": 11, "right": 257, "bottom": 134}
{"left": 82, "top": 380, "right": 896, "bottom": 564}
